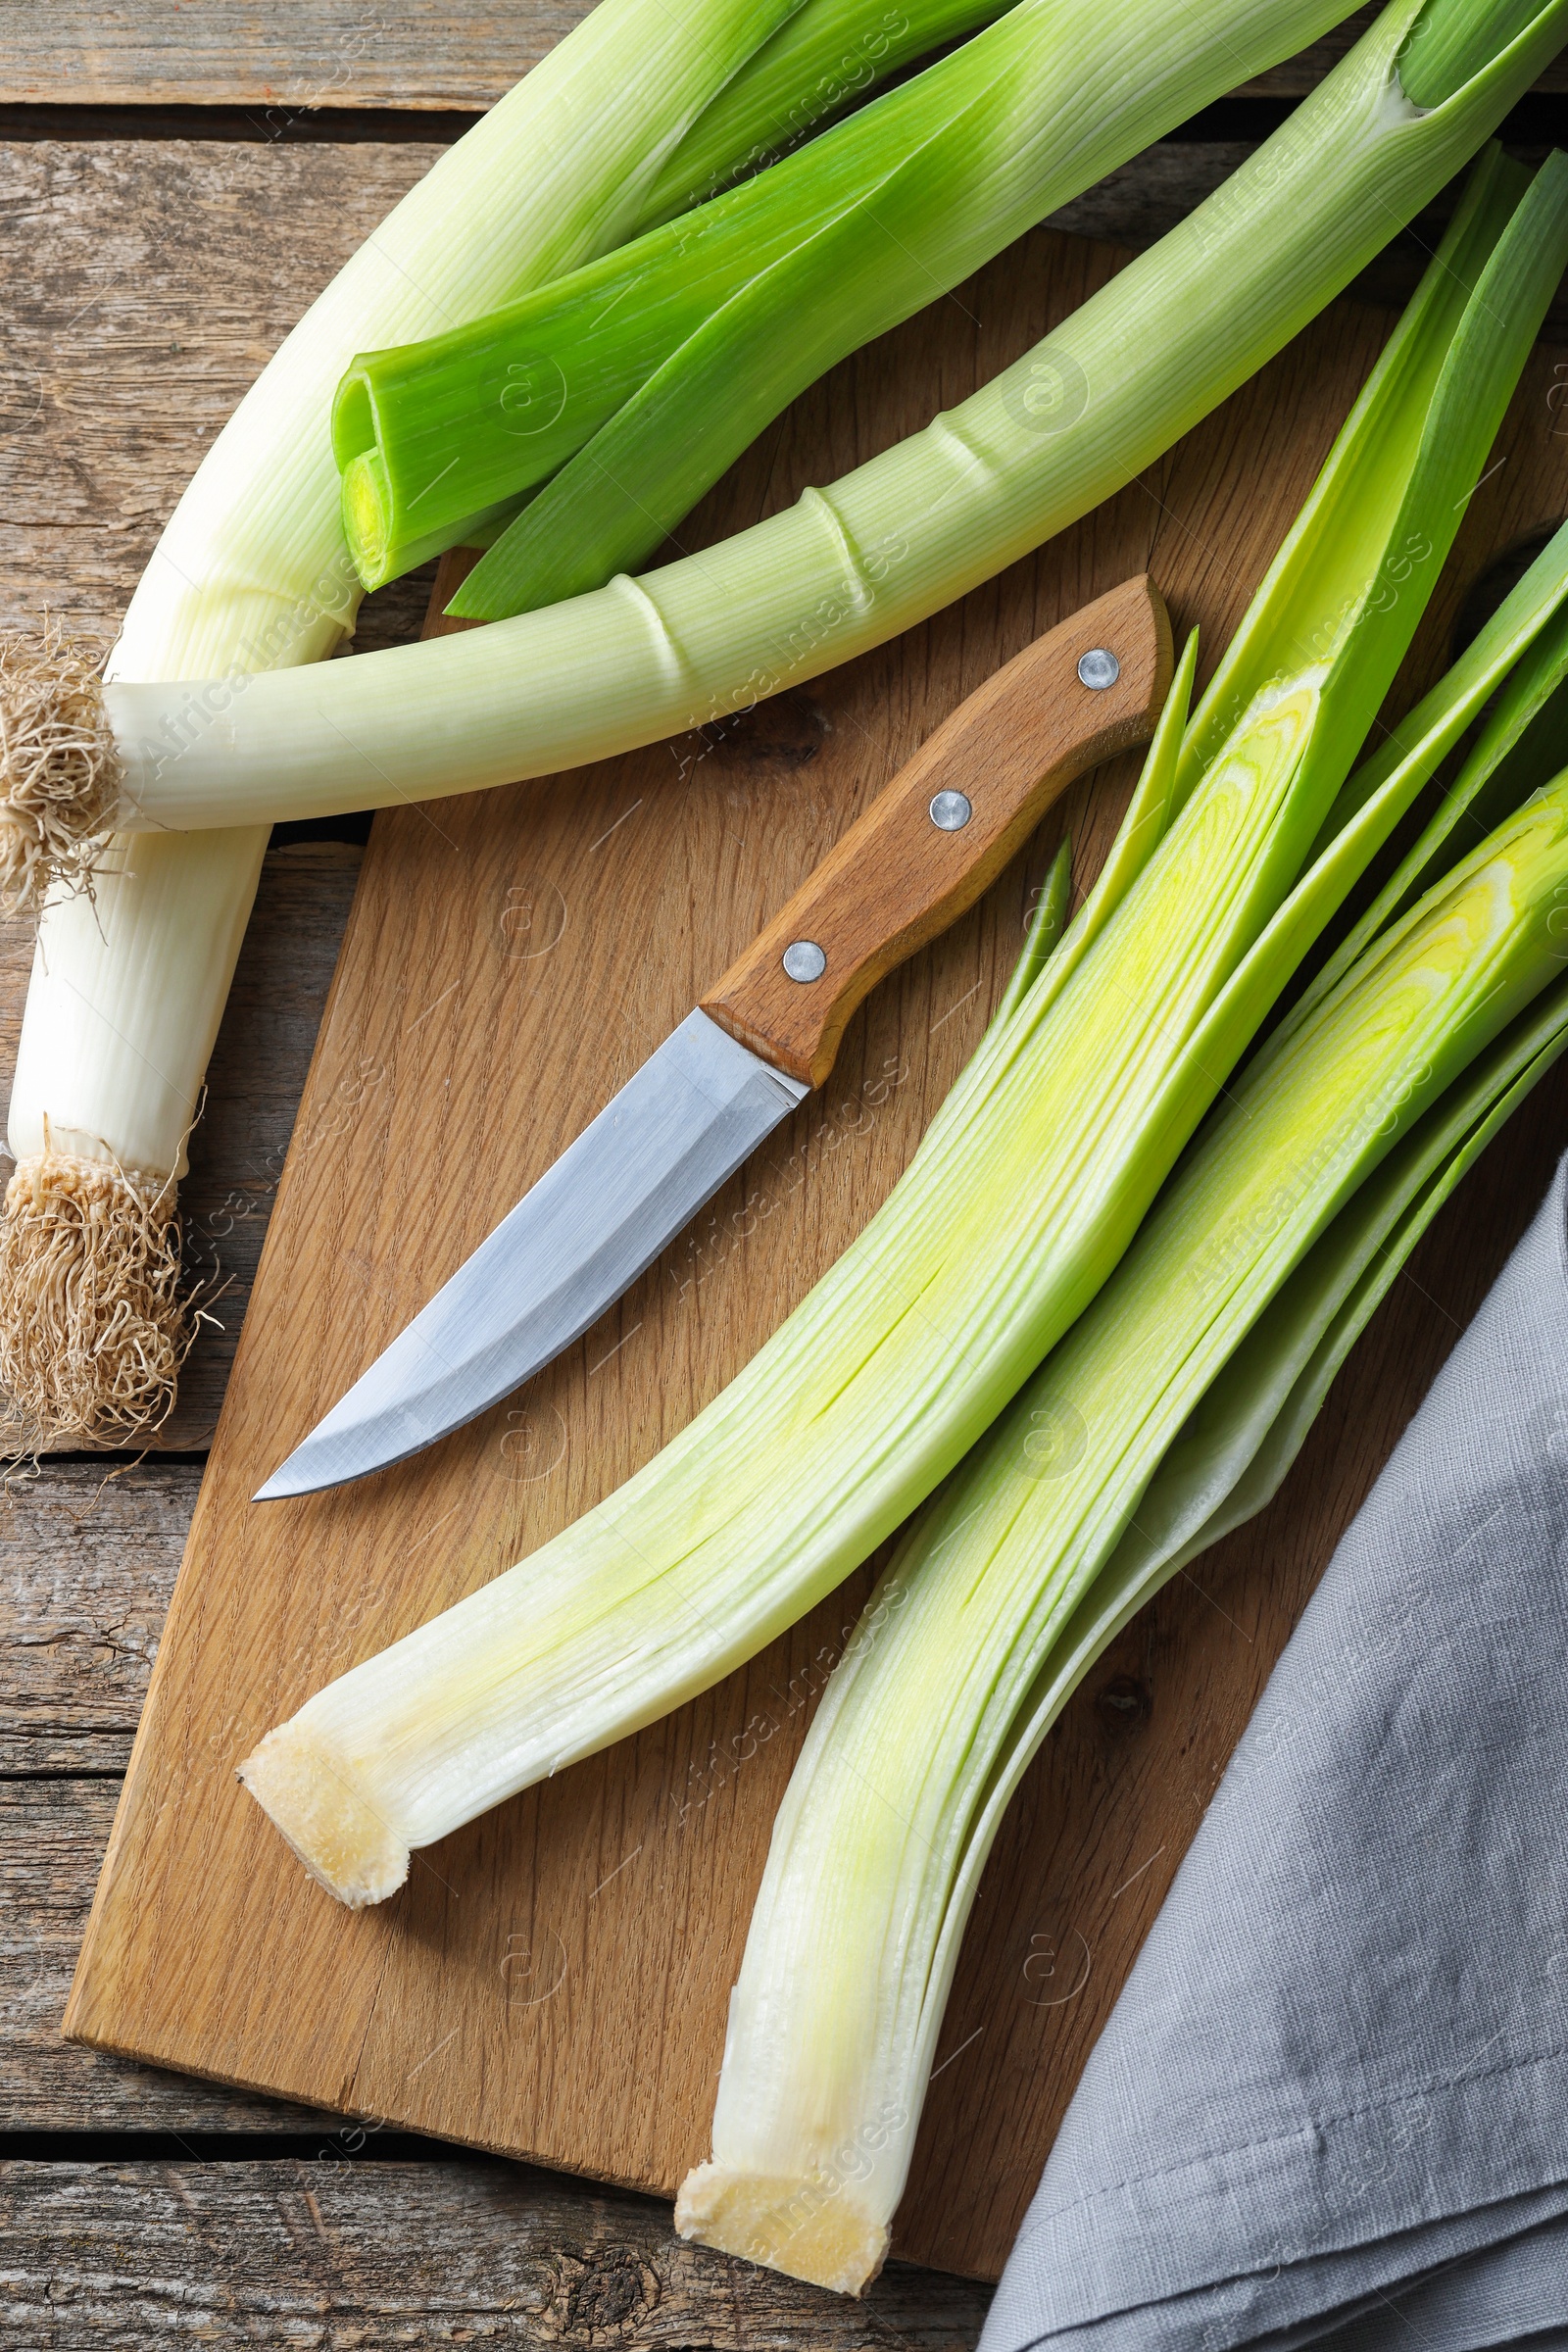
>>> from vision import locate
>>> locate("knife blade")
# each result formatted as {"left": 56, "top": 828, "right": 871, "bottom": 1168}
{"left": 257, "top": 571, "right": 1171, "bottom": 1498}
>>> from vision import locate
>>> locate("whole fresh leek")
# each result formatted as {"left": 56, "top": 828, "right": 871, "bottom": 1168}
{"left": 333, "top": 0, "right": 1360, "bottom": 605}
{"left": 0, "top": 0, "right": 914, "bottom": 1444}
{"left": 237, "top": 156, "right": 1568, "bottom": 1910}
{"left": 677, "top": 761, "right": 1568, "bottom": 2293}
{"left": 32, "top": 0, "right": 1568, "bottom": 843}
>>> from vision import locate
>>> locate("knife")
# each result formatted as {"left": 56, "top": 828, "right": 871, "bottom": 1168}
{"left": 257, "top": 572, "right": 1171, "bottom": 1499}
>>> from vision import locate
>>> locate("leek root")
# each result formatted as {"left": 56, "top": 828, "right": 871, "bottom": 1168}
{"left": 0, "top": 1149, "right": 187, "bottom": 1447}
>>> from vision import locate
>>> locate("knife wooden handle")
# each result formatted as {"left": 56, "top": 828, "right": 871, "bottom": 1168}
{"left": 700, "top": 572, "right": 1173, "bottom": 1088}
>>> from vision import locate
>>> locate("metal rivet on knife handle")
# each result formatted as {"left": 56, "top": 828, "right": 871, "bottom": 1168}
{"left": 1077, "top": 646, "right": 1121, "bottom": 689}
{"left": 783, "top": 940, "right": 827, "bottom": 983}
{"left": 699, "top": 572, "right": 1173, "bottom": 1091}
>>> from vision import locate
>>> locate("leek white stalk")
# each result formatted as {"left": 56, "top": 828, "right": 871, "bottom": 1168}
{"left": 0, "top": 0, "right": 823, "bottom": 1444}
{"left": 237, "top": 151, "right": 1568, "bottom": 1907}
{"left": 677, "top": 778, "right": 1568, "bottom": 2293}
{"left": 28, "top": 0, "right": 1568, "bottom": 838}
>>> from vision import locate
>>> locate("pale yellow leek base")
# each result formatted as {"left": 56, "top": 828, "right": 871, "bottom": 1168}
{"left": 237, "top": 1724, "right": 410, "bottom": 1909}
{"left": 0, "top": 1151, "right": 190, "bottom": 1446}
{"left": 0, "top": 633, "right": 121, "bottom": 916}
{"left": 674, "top": 2162, "right": 890, "bottom": 2297}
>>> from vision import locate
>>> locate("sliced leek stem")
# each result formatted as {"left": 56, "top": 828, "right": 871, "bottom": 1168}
{"left": 679, "top": 845, "right": 1568, "bottom": 2290}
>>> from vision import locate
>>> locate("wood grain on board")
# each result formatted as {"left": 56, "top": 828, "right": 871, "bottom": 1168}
{"left": 61, "top": 218, "right": 1568, "bottom": 2279}
{"left": 4, "top": 1, "right": 1564, "bottom": 110}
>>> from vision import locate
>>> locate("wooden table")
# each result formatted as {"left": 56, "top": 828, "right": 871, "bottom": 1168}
{"left": 2, "top": 12, "right": 1565, "bottom": 2343}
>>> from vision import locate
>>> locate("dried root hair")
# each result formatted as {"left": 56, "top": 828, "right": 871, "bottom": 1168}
{"left": 0, "top": 629, "right": 122, "bottom": 918}
{"left": 0, "top": 1148, "right": 194, "bottom": 1447}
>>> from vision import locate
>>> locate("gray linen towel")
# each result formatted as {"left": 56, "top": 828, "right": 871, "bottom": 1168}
{"left": 981, "top": 1158, "right": 1568, "bottom": 2350}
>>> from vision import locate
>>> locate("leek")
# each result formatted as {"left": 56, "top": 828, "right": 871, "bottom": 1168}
{"left": 237, "top": 155, "right": 1568, "bottom": 1909}
{"left": 0, "top": 0, "right": 828, "bottom": 1443}
{"left": 37, "top": 0, "right": 1568, "bottom": 841}
{"left": 630, "top": 0, "right": 1012, "bottom": 231}
{"left": 676, "top": 786, "right": 1568, "bottom": 2293}
{"left": 332, "top": 0, "right": 1361, "bottom": 603}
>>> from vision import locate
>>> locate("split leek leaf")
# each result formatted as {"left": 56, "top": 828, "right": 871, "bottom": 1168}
{"left": 676, "top": 785, "right": 1568, "bottom": 2295}
{"left": 332, "top": 0, "right": 1361, "bottom": 596}
{"left": 949, "top": 624, "right": 1199, "bottom": 1118}
{"left": 987, "top": 832, "right": 1075, "bottom": 1036}
{"left": 631, "top": 0, "right": 1013, "bottom": 232}
{"left": 922, "top": 148, "right": 1568, "bottom": 1159}
{"left": 1265, "top": 565, "right": 1568, "bottom": 1060}
{"left": 88, "top": 6, "right": 1568, "bottom": 837}
{"left": 1095, "top": 981, "right": 1568, "bottom": 1599}
{"left": 234, "top": 159, "right": 1568, "bottom": 1909}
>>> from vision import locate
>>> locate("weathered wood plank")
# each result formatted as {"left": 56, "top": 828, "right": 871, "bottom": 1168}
{"left": 0, "top": 3, "right": 591, "bottom": 112}
{"left": 0, "top": 140, "right": 437, "bottom": 640}
{"left": 2, "top": 0, "right": 1562, "bottom": 109}
{"left": 0, "top": 1463, "right": 195, "bottom": 1772}
{"left": 0, "top": 2157, "right": 991, "bottom": 2347}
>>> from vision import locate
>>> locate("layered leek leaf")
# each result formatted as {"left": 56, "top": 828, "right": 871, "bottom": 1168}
{"left": 331, "top": 0, "right": 1361, "bottom": 598}
{"left": 95, "top": 2, "right": 1568, "bottom": 835}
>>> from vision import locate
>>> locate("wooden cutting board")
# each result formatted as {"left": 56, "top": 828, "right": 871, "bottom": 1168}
{"left": 65, "top": 223, "right": 1568, "bottom": 2283}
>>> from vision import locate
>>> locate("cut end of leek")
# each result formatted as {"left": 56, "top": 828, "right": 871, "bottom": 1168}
{"left": 673, "top": 2161, "right": 890, "bottom": 2297}
{"left": 341, "top": 450, "right": 397, "bottom": 593}
{"left": 0, "top": 632, "right": 122, "bottom": 914}
{"left": 0, "top": 1151, "right": 192, "bottom": 1447}
{"left": 237, "top": 1723, "right": 411, "bottom": 1909}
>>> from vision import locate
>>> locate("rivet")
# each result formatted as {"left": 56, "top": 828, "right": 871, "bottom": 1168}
{"left": 782, "top": 939, "right": 827, "bottom": 983}
{"left": 1077, "top": 646, "right": 1120, "bottom": 690}
{"left": 928, "top": 789, "right": 972, "bottom": 832}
